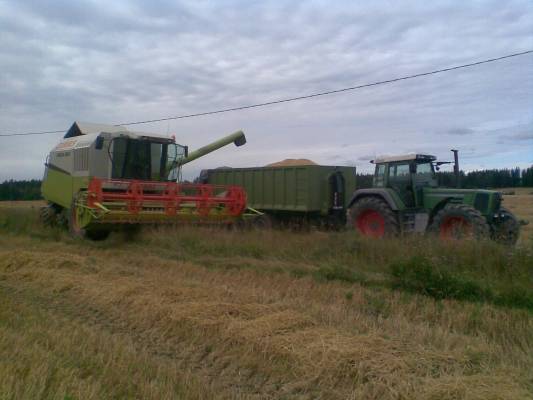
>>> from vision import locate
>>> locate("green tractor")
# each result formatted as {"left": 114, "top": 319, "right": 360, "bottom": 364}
{"left": 348, "top": 152, "right": 520, "bottom": 244}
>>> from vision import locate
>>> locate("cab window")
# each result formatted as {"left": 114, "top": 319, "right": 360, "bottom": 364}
{"left": 374, "top": 164, "right": 386, "bottom": 187}
{"left": 392, "top": 163, "right": 410, "bottom": 177}
{"left": 416, "top": 162, "right": 433, "bottom": 174}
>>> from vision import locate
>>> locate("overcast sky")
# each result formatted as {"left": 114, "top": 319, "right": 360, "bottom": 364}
{"left": 1, "top": 0, "right": 532, "bottom": 181}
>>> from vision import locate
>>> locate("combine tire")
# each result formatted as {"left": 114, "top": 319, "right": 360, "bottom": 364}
{"left": 492, "top": 207, "right": 520, "bottom": 245}
{"left": 349, "top": 197, "right": 399, "bottom": 238}
{"left": 429, "top": 204, "right": 490, "bottom": 240}
{"left": 39, "top": 204, "right": 57, "bottom": 227}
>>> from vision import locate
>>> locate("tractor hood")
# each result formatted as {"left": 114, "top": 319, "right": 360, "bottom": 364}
{"left": 423, "top": 187, "right": 501, "bottom": 216}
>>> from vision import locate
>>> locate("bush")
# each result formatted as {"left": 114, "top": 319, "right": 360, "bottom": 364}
{"left": 390, "top": 256, "right": 533, "bottom": 311}
{"left": 390, "top": 256, "right": 491, "bottom": 302}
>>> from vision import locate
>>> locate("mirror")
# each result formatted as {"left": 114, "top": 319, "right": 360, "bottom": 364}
{"left": 95, "top": 136, "right": 104, "bottom": 150}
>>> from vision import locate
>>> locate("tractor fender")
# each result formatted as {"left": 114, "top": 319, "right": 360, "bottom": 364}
{"left": 428, "top": 197, "right": 457, "bottom": 223}
{"left": 348, "top": 189, "right": 400, "bottom": 211}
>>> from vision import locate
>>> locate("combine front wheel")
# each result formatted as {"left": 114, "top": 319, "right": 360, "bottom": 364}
{"left": 349, "top": 197, "right": 399, "bottom": 238}
{"left": 39, "top": 203, "right": 59, "bottom": 227}
{"left": 429, "top": 204, "right": 489, "bottom": 240}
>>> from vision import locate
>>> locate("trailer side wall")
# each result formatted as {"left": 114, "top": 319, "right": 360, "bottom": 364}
{"left": 207, "top": 165, "right": 356, "bottom": 215}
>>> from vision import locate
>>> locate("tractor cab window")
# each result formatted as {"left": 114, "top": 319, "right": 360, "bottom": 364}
{"left": 392, "top": 163, "right": 410, "bottom": 177}
{"left": 416, "top": 162, "right": 433, "bottom": 175}
{"left": 413, "top": 162, "right": 437, "bottom": 188}
{"left": 373, "top": 164, "right": 386, "bottom": 187}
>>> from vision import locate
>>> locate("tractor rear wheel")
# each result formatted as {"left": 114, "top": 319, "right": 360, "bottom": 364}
{"left": 349, "top": 197, "right": 399, "bottom": 238}
{"left": 429, "top": 204, "right": 490, "bottom": 240}
{"left": 491, "top": 207, "right": 519, "bottom": 245}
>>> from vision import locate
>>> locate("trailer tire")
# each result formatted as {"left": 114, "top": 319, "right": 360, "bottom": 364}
{"left": 491, "top": 207, "right": 519, "bottom": 245}
{"left": 429, "top": 204, "right": 490, "bottom": 240}
{"left": 349, "top": 197, "right": 399, "bottom": 238}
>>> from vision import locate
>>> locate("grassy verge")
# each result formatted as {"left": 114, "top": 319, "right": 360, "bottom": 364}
{"left": 1, "top": 207, "right": 532, "bottom": 311}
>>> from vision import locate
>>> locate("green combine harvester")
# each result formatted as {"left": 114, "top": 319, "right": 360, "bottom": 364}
{"left": 41, "top": 122, "right": 248, "bottom": 239}
{"left": 348, "top": 153, "right": 521, "bottom": 244}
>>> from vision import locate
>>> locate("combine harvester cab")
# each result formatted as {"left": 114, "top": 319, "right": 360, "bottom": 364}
{"left": 41, "top": 122, "right": 248, "bottom": 239}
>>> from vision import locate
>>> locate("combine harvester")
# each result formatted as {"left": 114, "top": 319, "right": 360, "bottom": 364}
{"left": 41, "top": 122, "right": 249, "bottom": 239}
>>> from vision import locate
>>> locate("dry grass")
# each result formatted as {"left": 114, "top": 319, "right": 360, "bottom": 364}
{"left": 0, "top": 194, "right": 532, "bottom": 399}
{"left": 0, "top": 200, "right": 44, "bottom": 208}
{"left": 501, "top": 188, "right": 533, "bottom": 244}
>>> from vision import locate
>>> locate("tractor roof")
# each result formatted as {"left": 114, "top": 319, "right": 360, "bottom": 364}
{"left": 372, "top": 154, "right": 436, "bottom": 163}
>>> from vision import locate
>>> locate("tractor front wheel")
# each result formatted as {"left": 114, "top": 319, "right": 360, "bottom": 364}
{"left": 349, "top": 197, "right": 399, "bottom": 238}
{"left": 491, "top": 207, "right": 520, "bottom": 245}
{"left": 429, "top": 204, "right": 490, "bottom": 240}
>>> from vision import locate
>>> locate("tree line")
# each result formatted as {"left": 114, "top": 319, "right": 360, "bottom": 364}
{"left": 1, "top": 166, "right": 532, "bottom": 201}
{"left": 356, "top": 166, "right": 533, "bottom": 189}
{"left": 0, "top": 179, "right": 42, "bottom": 201}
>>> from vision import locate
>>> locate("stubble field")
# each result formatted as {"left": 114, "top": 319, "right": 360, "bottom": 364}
{"left": 0, "top": 190, "right": 532, "bottom": 399}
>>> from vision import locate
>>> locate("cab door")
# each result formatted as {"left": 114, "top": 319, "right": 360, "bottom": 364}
{"left": 388, "top": 162, "right": 415, "bottom": 207}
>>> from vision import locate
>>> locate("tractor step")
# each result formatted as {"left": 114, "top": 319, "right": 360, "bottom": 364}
{"left": 402, "top": 212, "right": 429, "bottom": 233}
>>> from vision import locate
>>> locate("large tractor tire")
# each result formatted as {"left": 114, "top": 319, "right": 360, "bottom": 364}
{"left": 68, "top": 195, "right": 110, "bottom": 241}
{"left": 429, "top": 204, "right": 490, "bottom": 240}
{"left": 349, "top": 197, "right": 399, "bottom": 238}
{"left": 491, "top": 207, "right": 520, "bottom": 245}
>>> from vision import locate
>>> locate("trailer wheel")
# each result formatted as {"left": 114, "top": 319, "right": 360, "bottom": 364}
{"left": 69, "top": 195, "right": 110, "bottom": 241}
{"left": 349, "top": 197, "right": 399, "bottom": 238}
{"left": 429, "top": 204, "right": 489, "bottom": 240}
{"left": 492, "top": 207, "right": 519, "bottom": 245}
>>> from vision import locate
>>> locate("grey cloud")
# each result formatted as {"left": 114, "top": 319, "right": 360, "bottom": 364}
{"left": 1, "top": 0, "right": 533, "bottom": 181}
{"left": 508, "top": 131, "right": 533, "bottom": 141}
{"left": 446, "top": 128, "right": 476, "bottom": 136}
{"left": 357, "top": 155, "right": 375, "bottom": 162}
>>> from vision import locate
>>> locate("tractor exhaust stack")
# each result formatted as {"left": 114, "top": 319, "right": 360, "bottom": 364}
{"left": 451, "top": 149, "right": 460, "bottom": 188}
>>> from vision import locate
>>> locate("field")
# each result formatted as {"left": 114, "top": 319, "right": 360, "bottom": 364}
{"left": 0, "top": 193, "right": 532, "bottom": 399}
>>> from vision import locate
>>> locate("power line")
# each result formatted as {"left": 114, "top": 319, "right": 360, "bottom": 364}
{"left": 1, "top": 49, "right": 532, "bottom": 137}
{"left": 0, "top": 129, "right": 65, "bottom": 137}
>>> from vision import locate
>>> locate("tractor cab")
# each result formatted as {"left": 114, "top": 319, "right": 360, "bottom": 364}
{"left": 372, "top": 154, "right": 437, "bottom": 208}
